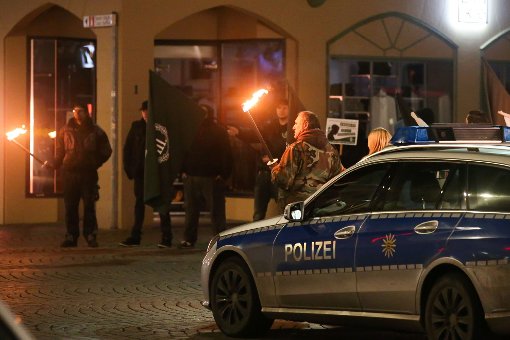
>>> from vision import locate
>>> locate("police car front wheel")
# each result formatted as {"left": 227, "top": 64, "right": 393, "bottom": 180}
{"left": 210, "top": 256, "right": 273, "bottom": 337}
{"left": 424, "top": 273, "right": 484, "bottom": 340}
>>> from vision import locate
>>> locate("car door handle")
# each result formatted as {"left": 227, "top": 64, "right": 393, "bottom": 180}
{"left": 334, "top": 225, "right": 356, "bottom": 239}
{"left": 414, "top": 220, "right": 439, "bottom": 234}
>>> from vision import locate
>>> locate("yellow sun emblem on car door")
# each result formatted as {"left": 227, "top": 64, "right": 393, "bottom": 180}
{"left": 382, "top": 233, "right": 396, "bottom": 258}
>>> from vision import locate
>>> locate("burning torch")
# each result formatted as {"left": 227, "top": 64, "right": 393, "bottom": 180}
{"left": 5, "top": 125, "right": 46, "bottom": 164}
{"left": 242, "top": 89, "right": 278, "bottom": 166}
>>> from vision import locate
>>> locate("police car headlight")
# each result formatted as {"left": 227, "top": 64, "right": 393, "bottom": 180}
{"left": 206, "top": 234, "right": 220, "bottom": 253}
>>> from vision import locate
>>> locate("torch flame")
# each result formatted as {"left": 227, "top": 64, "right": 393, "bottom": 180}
{"left": 6, "top": 125, "right": 27, "bottom": 141}
{"left": 242, "top": 89, "right": 269, "bottom": 112}
{"left": 48, "top": 131, "right": 57, "bottom": 139}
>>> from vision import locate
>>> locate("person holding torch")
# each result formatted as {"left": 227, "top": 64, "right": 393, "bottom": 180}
{"left": 270, "top": 111, "right": 343, "bottom": 212}
{"left": 44, "top": 105, "right": 112, "bottom": 247}
{"left": 228, "top": 98, "right": 289, "bottom": 221}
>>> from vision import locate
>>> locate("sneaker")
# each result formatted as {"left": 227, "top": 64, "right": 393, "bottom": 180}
{"left": 179, "top": 241, "right": 194, "bottom": 249}
{"left": 60, "top": 239, "right": 77, "bottom": 248}
{"left": 119, "top": 237, "right": 140, "bottom": 247}
{"left": 157, "top": 240, "right": 172, "bottom": 248}
{"left": 87, "top": 239, "right": 99, "bottom": 248}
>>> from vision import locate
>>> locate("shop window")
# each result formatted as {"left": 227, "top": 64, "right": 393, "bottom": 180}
{"left": 29, "top": 38, "right": 96, "bottom": 197}
{"left": 327, "top": 13, "right": 456, "bottom": 146}
{"left": 154, "top": 40, "right": 285, "bottom": 195}
{"left": 328, "top": 58, "right": 454, "bottom": 135}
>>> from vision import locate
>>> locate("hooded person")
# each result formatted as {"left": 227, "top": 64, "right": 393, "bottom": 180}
{"left": 179, "top": 104, "right": 233, "bottom": 248}
{"left": 52, "top": 105, "right": 112, "bottom": 247}
{"left": 271, "top": 111, "right": 343, "bottom": 211}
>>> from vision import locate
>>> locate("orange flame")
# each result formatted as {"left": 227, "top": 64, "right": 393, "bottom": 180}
{"left": 242, "top": 89, "right": 268, "bottom": 112}
{"left": 6, "top": 125, "right": 27, "bottom": 141}
{"left": 48, "top": 131, "right": 57, "bottom": 139}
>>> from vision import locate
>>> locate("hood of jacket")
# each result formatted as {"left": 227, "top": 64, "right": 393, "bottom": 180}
{"left": 295, "top": 128, "right": 329, "bottom": 149}
{"left": 67, "top": 116, "right": 94, "bottom": 131}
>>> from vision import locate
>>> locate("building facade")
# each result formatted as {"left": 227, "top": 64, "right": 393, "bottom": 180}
{"left": 1, "top": 0, "right": 509, "bottom": 228}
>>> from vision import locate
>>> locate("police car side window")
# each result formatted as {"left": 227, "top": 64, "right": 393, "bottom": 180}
{"left": 379, "top": 162, "right": 463, "bottom": 211}
{"left": 309, "top": 163, "right": 390, "bottom": 218}
{"left": 468, "top": 164, "right": 510, "bottom": 212}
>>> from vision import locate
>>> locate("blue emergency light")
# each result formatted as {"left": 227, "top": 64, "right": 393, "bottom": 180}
{"left": 391, "top": 126, "right": 431, "bottom": 145}
{"left": 391, "top": 125, "right": 510, "bottom": 145}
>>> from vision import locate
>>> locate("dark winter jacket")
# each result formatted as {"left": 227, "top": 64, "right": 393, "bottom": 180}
{"left": 123, "top": 119, "right": 146, "bottom": 180}
{"left": 182, "top": 117, "right": 233, "bottom": 179}
{"left": 263, "top": 118, "right": 288, "bottom": 161}
{"left": 236, "top": 118, "right": 288, "bottom": 171}
{"left": 55, "top": 117, "right": 112, "bottom": 172}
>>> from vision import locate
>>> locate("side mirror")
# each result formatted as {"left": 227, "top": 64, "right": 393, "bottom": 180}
{"left": 284, "top": 201, "right": 304, "bottom": 222}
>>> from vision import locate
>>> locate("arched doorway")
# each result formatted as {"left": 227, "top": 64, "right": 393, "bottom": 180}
{"left": 4, "top": 5, "right": 95, "bottom": 222}
{"left": 153, "top": 6, "right": 297, "bottom": 199}
{"left": 327, "top": 12, "right": 457, "bottom": 164}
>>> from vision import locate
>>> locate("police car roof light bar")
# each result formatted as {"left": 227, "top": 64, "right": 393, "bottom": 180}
{"left": 391, "top": 126, "right": 431, "bottom": 145}
{"left": 391, "top": 125, "right": 510, "bottom": 145}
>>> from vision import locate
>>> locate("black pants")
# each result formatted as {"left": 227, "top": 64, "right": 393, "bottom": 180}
{"left": 131, "top": 176, "right": 172, "bottom": 241}
{"left": 253, "top": 169, "right": 278, "bottom": 221}
{"left": 63, "top": 170, "right": 99, "bottom": 241}
{"left": 183, "top": 176, "right": 226, "bottom": 244}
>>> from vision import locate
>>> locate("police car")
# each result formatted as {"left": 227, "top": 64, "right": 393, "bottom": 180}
{"left": 201, "top": 124, "right": 510, "bottom": 339}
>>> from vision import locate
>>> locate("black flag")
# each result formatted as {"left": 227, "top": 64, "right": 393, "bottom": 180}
{"left": 285, "top": 81, "right": 306, "bottom": 144}
{"left": 144, "top": 71, "right": 204, "bottom": 212}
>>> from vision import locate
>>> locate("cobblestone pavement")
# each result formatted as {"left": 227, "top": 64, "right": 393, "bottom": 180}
{"left": 0, "top": 217, "right": 426, "bottom": 340}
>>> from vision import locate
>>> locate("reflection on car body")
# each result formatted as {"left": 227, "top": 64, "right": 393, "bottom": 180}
{"left": 0, "top": 300, "right": 34, "bottom": 340}
{"left": 201, "top": 125, "right": 510, "bottom": 340}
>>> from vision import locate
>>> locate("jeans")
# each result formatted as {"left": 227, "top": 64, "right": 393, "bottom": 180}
{"left": 183, "top": 176, "right": 226, "bottom": 244}
{"left": 63, "top": 170, "right": 99, "bottom": 241}
{"left": 131, "top": 176, "right": 172, "bottom": 241}
{"left": 253, "top": 169, "right": 278, "bottom": 221}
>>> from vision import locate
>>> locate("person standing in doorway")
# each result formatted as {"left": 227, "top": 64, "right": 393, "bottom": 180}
{"left": 227, "top": 98, "right": 289, "bottom": 221}
{"left": 51, "top": 105, "right": 112, "bottom": 247}
{"left": 180, "top": 104, "right": 233, "bottom": 248}
{"left": 254, "top": 99, "right": 289, "bottom": 220}
{"left": 119, "top": 100, "right": 173, "bottom": 248}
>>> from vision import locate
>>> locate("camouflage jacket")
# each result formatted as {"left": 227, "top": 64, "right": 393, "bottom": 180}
{"left": 271, "top": 128, "right": 342, "bottom": 206}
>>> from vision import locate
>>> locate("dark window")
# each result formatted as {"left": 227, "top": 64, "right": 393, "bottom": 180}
{"left": 468, "top": 164, "right": 510, "bottom": 212}
{"left": 29, "top": 38, "right": 96, "bottom": 197}
{"left": 489, "top": 61, "right": 510, "bottom": 93}
{"left": 379, "top": 162, "right": 464, "bottom": 211}
{"left": 308, "top": 163, "right": 390, "bottom": 218}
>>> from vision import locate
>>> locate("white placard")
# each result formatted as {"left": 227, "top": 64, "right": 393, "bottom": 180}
{"left": 83, "top": 14, "right": 117, "bottom": 28}
{"left": 326, "top": 118, "right": 359, "bottom": 145}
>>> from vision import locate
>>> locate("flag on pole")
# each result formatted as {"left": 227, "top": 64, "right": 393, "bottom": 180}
{"left": 144, "top": 71, "right": 204, "bottom": 212}
{"left": 482, "top": 58, "right": 510, "bottom": 125}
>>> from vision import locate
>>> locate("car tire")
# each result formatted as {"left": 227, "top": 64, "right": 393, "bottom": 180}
{"left": 425, "top": 273, "right": 483, "bottom": 340}
{"left": 210, "top": 256, "right": 273, "bottom": 337}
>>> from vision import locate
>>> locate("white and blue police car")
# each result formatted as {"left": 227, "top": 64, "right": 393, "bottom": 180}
{"left": 201, "top": 124, "right": 510, "bottom": 340}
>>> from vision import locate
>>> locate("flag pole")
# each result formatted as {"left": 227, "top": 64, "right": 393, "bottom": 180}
{"left": 242, "top": 89, "right": 276, "bottom": 163}
{"left": 246, "top": 109, "right": 274, "bottom": 160}
{"left": 8, "top": 138, "right": 45, "bottom": 164}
